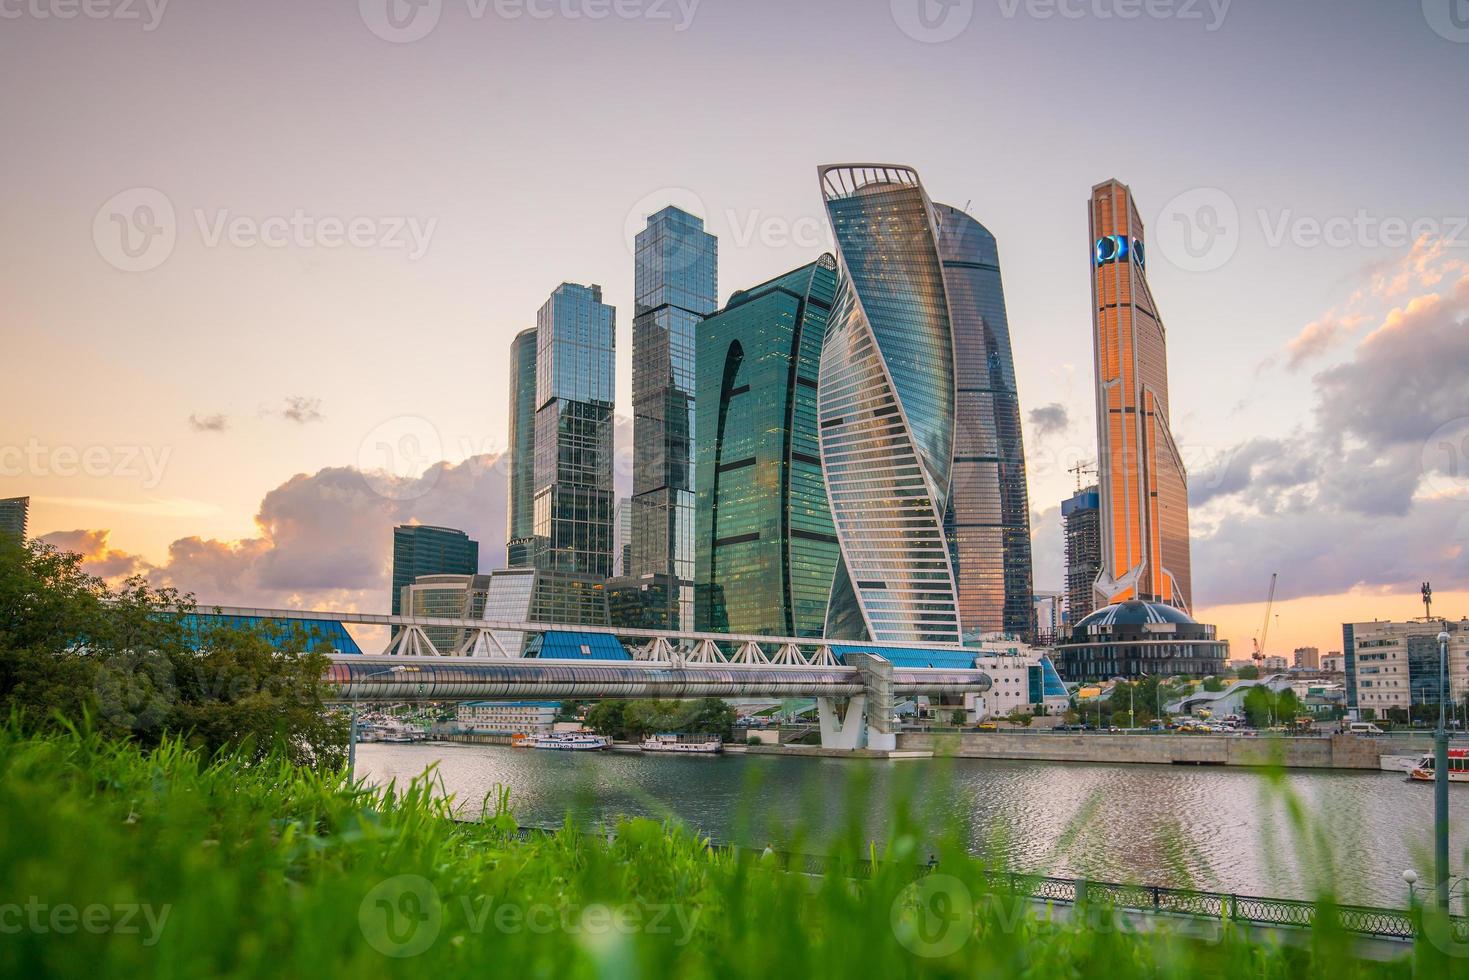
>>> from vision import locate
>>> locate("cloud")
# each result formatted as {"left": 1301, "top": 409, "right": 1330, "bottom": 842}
{"left": 1283, "top": 314, "right": 1363, "bottom": 370}
{"left": 188, "top": 413, "right": 229, "bottom": 432}
{"left": 281, "top": 396, "right": 324, "bottom": 425}
{"left": 1028, "top": 403, "right": 1070, "bottom": 438}
{"left": 39, "top": 454, "right": 511, "bottom": 614}
{"left": 1194, "top": 240, "right": 1469, "bottom": 602}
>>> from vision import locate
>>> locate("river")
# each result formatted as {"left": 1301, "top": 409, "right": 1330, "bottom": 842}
{"left": 355, "top": 742, "right": 1468, "bottom": 910}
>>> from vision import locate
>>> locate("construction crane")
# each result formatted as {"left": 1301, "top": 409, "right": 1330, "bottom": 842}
{"left": 1068, "top": 459, "right": 1096, "bottom": 492}
{"left": 1251, "top": 572, "right": 1278, "bottom": 671}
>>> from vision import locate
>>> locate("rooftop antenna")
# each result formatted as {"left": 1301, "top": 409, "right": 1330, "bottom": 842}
{"left": 1422, "top": 581, "right": 1433, "bottom": 622}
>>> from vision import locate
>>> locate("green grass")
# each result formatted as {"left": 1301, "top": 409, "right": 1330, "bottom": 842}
{"left": 0, "top": 726, "right": 1444, "bottom": 978}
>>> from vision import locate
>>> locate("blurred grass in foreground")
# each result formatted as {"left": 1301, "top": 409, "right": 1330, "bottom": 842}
{"left": 0, "top": 724, "right": 1453, "bottom": 979}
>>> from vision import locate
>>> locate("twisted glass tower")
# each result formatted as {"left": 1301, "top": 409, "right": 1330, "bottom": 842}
{"left": 817, "top": 164, "right": 961, "bottom": 645}
{"left": 933, "top": 204, "right": 1034, "bottom": 641}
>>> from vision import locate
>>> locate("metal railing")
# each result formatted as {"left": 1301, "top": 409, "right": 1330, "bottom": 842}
{"left": 496, "top": 821, "right": 1467, "bottom": 943}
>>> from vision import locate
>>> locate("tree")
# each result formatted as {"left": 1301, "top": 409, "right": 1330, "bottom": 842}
{"left": 584, "top": 701, "right": 629, "bottom": 740}
{"left": 1202, "top": 676, "right": 1226, "bottom": 693}
{"left": 1237, "top": 665, "right": 1260, "bottom": 680}
{"left": 0, "top": 538, "right": 345, "bottom": 768}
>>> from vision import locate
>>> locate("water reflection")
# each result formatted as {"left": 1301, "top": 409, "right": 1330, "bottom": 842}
{"left": 356, "top": 742, "right": 1465, "bottom": 908}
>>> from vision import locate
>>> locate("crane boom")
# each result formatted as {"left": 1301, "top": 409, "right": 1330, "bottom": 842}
{"left": 1254, "top": 572, "right": 1278, "bottom": 666}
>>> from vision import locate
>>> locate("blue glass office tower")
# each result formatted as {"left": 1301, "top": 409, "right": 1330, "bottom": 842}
{"left": 817, "top": 164, "right": 961, "bottom": 645}
{"left": 629, "top": 206, "right": 717, "bottom": 630}
{"left": 933, "top": 204, "right": 1035, "bottom": 641}
{"left": 533, "top": 283, "right": 615, "bottom": 580}
{"left": 391, "top": 524, "right": 479, "bottom": 616}
{"left": 506, "top": 327, "right": 538, "bottom": 567}
{"left": 694, "top": 256, "right": 840, "bottom": 637}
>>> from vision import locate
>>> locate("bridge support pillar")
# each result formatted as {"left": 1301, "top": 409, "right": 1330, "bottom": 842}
{"left": 815, "top": 653, "right": 897, "bottom": 751}
{"left": 816, "top": 695, "right": 868, "bottom": 750}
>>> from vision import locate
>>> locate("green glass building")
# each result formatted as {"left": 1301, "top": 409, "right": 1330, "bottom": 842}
{"left": 693, "top": 256, "right": 839, "bottom": 637}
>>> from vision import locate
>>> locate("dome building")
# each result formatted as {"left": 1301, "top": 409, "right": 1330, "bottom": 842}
{"left": 1054, "top": 599, "right": 1228, "bottom": 682}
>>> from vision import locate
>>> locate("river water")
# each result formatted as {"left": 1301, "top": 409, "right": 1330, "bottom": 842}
{"left": 355, "top": 742, "right": 1468, "bottom": 910}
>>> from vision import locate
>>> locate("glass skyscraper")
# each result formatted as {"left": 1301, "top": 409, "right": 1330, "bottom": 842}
{"left": 506, "top": 327, "right": 537, "bottom": 567}
{"left": 629, "top": 206, "right": 717, "bottom": 630}
{"left": 529, "top": 282, "right": 615, "bottom": 626}
{"left": 817, "top": 164, "right": 962, "bottom": 645}
{"left": 390, "top": 524, "right": 479, "bottom": 617}
{"left": 933, "top": 204, "right": 1034, "bottom": 641}
{"left": 0, "top": 496, "right": 28, "bottom": 543}
{"left": 533, "top": 282, "right": 615, "bottom": 577}
{"left": 1088, "top": 179, "right": 1193, "bottom": 613}
{"left": 693, "top": 256, "right": 840, "bottom": 637}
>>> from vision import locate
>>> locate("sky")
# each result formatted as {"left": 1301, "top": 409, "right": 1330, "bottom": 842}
{"left": 2, "top": 0, "right": 1467, "bottom": 658}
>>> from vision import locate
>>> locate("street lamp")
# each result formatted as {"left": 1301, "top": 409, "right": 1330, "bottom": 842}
{"left": 347, "top": 665, "right": 417, "bottom": 782}
{"left": 1403, "top": 868, "right": 1419, "bottom": 907}
{"left": 1434, "top": 629, "right": 1450, "bottom": 910}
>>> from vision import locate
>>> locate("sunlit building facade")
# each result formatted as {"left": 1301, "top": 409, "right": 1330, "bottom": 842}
{"left": 390, "top": 524, "right": 479, "bottom": 618}
{"left": 506, "top": 328, "right": 538, "bottom": 567}
{"left": 630, "top": 206, "right": 717, "bottom": 630}
{"left": 1089, "top": 179, "right": 1193, "bottom": 613}
{"left": 693, "top": 257, "right": 840, "bottom": 637}
{"left": 933, "top": 204, "right": 1033, "bottom": 641}
{"left": 817, "top": 164, "right": 961, "bottom": 645}
{"left": 0, "top": 496, "right": 28, "bottom": 543}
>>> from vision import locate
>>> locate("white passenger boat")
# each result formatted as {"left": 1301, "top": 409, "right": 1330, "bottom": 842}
{"left": 640, "top": 733, "right": 723, "bottom": 754}
{"left": 1408, "top": 748, "right": 1469, "bottom": 782}
{"left": 534, "top": 732, "right": 610, "bottom": 751}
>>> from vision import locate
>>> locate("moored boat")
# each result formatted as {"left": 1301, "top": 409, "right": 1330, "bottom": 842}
{"left": 640, "top": 733, "right": 723, "bottom": 755}
{"left": 534, "top": 732, "right": 610, "bottom": 751}
{"left": 1408, "top": 748, "right": 1469, "bottom": 782}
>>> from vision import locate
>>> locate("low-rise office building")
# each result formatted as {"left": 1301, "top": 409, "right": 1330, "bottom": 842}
{"left": 455, "top": 701, "right": 560, "bottom": 734}
{"left": 1344, "top": 618, "right": 1469, "bottom": 717}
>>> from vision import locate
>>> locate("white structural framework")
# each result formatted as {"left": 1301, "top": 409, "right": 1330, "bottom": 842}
{"left": 201, "top": 605, "right": 993, "bottom": 751}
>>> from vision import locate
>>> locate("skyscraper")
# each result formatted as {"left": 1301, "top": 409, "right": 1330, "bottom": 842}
{"left": 629, "top": 206, "right": 717, "bottom": 630}
{"left": 0, "top": 496, "right": 28, "bottom": 543}
{"left": 933, "top": 204, "right": 1034, "bottom": 641}
{"left": 533, "top": 282, "right": 615, "bottom": 576}
{"left": 506, "top": 327, "right": 538, "bottom": 567}
{"left": 530, "top": 282, "right": 616, "bottom": 625}
{"left": 612, "top": 497, "right": 631, "bottom": 577}
{"left": 817, "top": 164, "right": 961, "bottom": 645}
{"left": 1062, "top": 484, "right": 1102, "bottom": 627}
{"left": 1088, "top": 179, "right": 1193, "bottom": 613}
{"left": 391, "top": 524, "right": 479, "bottom": 617}
{"left": 694, "top": 256, "right": 840, "bottom": 637}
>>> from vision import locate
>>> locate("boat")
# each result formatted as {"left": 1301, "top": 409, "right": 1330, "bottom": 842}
{"left": 510, "top": 733, "right": 535, "bottom": 748}
{"left": 534, "top": 732, "right": 610, "bottom": 751}
{"left": 1408, "top": 748, "right": 1469, "bottom": 782}
{"left": 640, "top": 733, "right": 723, "bottom": 755}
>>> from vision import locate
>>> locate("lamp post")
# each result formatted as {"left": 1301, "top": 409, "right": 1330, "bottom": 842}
{"left": 1434, "top": 629, "right": 1450, "bottom": 910}
{"left": 348, "top": 665, "right": 415, "bottom": 782}
{"left": 1404, "top": 868, "right": 1419, "bottom": 908}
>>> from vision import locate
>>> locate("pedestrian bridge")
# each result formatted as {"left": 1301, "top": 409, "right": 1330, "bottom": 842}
{"left": 199, "top": 605, "right": 993, "bottom": 751}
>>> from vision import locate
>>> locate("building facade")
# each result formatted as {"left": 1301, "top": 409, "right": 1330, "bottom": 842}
{"left": 629, "top": 206, "right": 717, "bottom": 630}
{"left": 531, "top": 282, "right": 616, "bottom": 624}
{"left": 399, "top": 573, "right": 491, "bottom": 653}
{"left": 1344, "top": 618, "right": 1469, "bottom": 717}
{"left": 1088, "top": 180, "right": 1193, "bottom": 614}
{"left": 1062, "top": 485, "right": 1101, "bottom": 627}
{"left": 391, "top": 524, "right": 479, "bottom": 617}
{"left": 613, "top": 497, "right": 631, "bottom": 577}
{"left": 693, "top": 257, "right": 840, "bottom": 637}
{"left": 1032, "top": 592, "right": 1062, "bottom": 646}
{"left": 506, "top": 327, "right": 538, "bottom": 567}
{"left": 455, "top": 701, "right": 559, "bottom": 734}
{"left": 1293, "top": 646, "right": 1321, "bottom": 670}
{"left": 0, "top": 496, "right": 30, "bottom": 542}
{"left": 933, "top": 204, "right": 1034, "bottom": 641}
{"left": 961, "top": 642, "right": 1071, "bottom": 722}
{"left": 1055, "top": 599, "right": 1228, "bottom": 682}
{"left": 817, "top": 163, "right": 961, "bottom": 645}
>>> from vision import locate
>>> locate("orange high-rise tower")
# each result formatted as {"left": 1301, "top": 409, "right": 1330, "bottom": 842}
{"left": 1088, "top": 179, "right": 1193, "bottom": 614}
